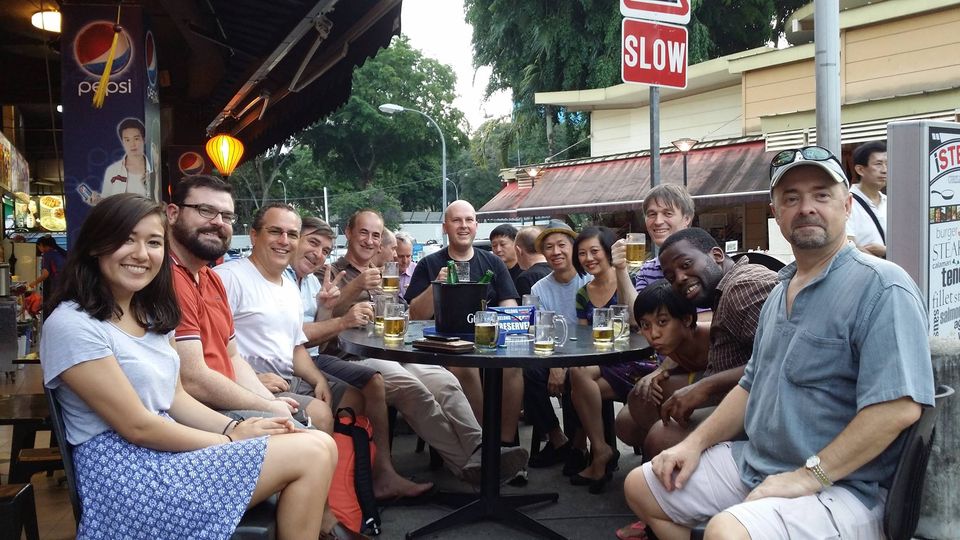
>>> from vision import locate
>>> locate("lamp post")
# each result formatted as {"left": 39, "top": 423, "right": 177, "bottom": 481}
{"left": 444, "top": 177, "right": 460, "bottom": 200}
{"left": 276, "top": 178, "right": 288, "bottom": 203}
{"left": 671, "top": 138, "right": 698, "bottom": 188}
{"left": 379, "top": 103, "right": 448, "bottom": 242}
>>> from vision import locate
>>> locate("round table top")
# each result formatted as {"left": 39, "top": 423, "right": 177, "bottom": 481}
{"left": 338, "top": 320, "right": 654, "bottom": 369}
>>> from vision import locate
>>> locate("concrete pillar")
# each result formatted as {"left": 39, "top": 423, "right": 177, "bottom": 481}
{"left": 917, "top": 337, "right": 960, "bottom": 538}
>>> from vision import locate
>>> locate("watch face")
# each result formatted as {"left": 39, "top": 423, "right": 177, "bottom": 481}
{"left": 806, "top": 455, "right": 820, "bottom": 468}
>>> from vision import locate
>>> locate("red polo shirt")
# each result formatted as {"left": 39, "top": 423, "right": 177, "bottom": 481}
{"left": 171, "top": 254, "right": 236, "bottom": 381}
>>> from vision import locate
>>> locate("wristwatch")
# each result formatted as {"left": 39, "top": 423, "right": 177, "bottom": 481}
{"left": 805, "top": 455, "right": 833, "bottom": 488}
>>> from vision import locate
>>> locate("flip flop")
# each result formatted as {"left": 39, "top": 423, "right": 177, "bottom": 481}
{"left": 616, "top": 520, "right": 649, "bottom": 540}
{"left": 377, "top": 483, "right": 439, "bottom": 507}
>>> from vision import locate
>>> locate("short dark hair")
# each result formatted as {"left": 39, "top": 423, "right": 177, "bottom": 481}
{"left": 515, "top": 226, "right": 541, "bottom": 254}
{"left": 572, "top": 226, "right": 617, "bottom": 276}
{"left": 347, "top": 208, "right": 384, "bottom": 231}
{"left": 660, "top": 227, "right": 719, "bottom": 256}
{"left": 116, "top": 117, "right": 145, "bottom": 139}
{"left": 252, "top": 202, "right": 298, "bottom": 231}
{"left": 171, "top": 175, "right": 233, "bottom": 206}
{"left": 49, "top": 194, "right": 180, "bottom": 333}
{"left": 852, "top": 141, "right": 886, "bottom": 169}
{"left": 301, "top": 216, "right": 335, "bottom": 240}
{"left": 489, "top": 224, "right": 518, "bottom": 242}
{"left": 634, "top": 279, "right": 697, "bottom": 329}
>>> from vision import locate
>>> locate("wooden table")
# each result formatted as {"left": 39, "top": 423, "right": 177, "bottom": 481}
{"left": 340, "top": 321, "right": 652, "bottom": 540}
{"left": 0, "top": 394, "right": 51, "bottom": 482}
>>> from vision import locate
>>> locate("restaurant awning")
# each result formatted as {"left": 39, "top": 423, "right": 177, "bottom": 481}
{"left": 478, "top": 137, "right": 777, "bottom": 219}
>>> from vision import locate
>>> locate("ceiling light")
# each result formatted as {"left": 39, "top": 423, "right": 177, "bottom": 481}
{"left": 31, "top": 11, "right": 61, "bottom": 33}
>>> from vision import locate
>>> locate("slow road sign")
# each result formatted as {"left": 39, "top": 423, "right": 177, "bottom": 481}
{"left": 622, "top": 18, "right": 688, "bottom": 89}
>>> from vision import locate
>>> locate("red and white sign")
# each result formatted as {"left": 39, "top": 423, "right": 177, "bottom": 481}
{"left": 621, "top": 0, "right": 691, "bottom": 25}
{"left": 622, "top": 19, "right": 688, "bottom": 89}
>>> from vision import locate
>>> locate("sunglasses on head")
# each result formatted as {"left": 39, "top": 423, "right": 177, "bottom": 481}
{"left": 769, "top": 146, "right": 842, "bottom": 178}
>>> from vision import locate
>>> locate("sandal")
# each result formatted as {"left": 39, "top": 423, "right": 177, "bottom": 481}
{"left": 616, "top": 520, "right": 649, "bottom": 540}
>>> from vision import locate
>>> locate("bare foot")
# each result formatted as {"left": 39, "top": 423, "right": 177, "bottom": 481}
{"left": 374, "top": 472, "right": 434, "bottom": 500}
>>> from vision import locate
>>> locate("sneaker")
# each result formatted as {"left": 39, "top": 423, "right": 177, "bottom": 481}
{"left": 528, "top": 440, "right": 572, "bottom": 468}
{"left": 562, "top": 447, "right": 590, "bottom": 477}
{"left": 461, "top": 446, "right": 530, "bottom": 485}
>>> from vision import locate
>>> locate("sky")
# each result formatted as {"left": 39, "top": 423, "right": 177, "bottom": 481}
{"left": 400, "top": 0, "right": 514, "bottom": 133}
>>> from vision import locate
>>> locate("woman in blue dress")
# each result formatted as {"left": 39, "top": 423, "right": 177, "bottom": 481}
{"left": 40, "top": 194, "right": 337, "bottom": 540}
{"left": 568, "top": 226, "right": 655, "bottom": 494}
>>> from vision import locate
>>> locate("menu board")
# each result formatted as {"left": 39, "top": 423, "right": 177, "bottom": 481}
{"left": 12, "top": 194, "right": 66, "bottom": 232}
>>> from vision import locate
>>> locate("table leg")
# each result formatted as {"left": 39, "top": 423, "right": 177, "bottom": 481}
{"left": 405, "top": 367, "right": 564, "bottom": 539}
{"left": 8, "top": 423, "right": 39, "bottom": 483}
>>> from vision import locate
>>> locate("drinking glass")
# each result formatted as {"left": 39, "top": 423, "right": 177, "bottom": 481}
{"left": 473, "top": 310, "right": 500, "bottom": 351}
{"left": 611, "top": 304, "right": 630, "bottom": 341}
{"left": 382, "top": 261, "right": 400, "bottom": 293}
{"left": 383, "top": 302, "right": 408, "bottom": 341}
{"left": 454, "top": 261, "right": 471, "bottom": 283}
{"left": 626, "top": 232, "right": 647, "bottom": 267}
{"left": 533, "top": 310, "right": 568, "bottom": 355}
{"left": 372, "top": 293, "right": 392, "bottom": 333}
{"left": 593, "top": 307, "right": 615, "bottom": 345}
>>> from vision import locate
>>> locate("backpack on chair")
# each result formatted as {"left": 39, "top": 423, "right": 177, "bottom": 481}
{"left": 329, "top": 407, "right": 381, "bottom": 536}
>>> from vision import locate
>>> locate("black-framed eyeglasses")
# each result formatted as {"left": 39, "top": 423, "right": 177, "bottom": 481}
{"left": 180, "top": 203, "right": 238, "bottom": 224}
{"left": 769, "top": 146, "right": 841, "bottom": 178}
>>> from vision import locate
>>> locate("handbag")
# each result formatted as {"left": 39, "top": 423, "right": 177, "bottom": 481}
{"left": 329, "top": 407, "right": 381, "bottom": 536}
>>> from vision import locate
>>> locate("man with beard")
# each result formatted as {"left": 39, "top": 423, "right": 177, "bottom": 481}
{"left": 644, "top": 227, "right": 779, "bottom": 455}
{"left": 625, "top": 146, "right": 933, "bottom": 540}
{"left": 166, "top": 175, "right": 325, "bottom": 427}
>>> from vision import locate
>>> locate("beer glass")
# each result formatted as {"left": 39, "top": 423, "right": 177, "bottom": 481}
{"left": 473, "top": 310, "right": 499, "bottom": 351}
{"left": 534, "top": 310, "right": 568, "bottom": 356}
{"left": 593, "top": 307, "right": 615, "bottom": 345}
{"left": 611, "top": 304, "right": 630, "bottom": 341}
{"left": 454, "top": 261, "right": 471, "bottom": 283}
{"left": 372, "top": 293, "right": 392, "bottom": 332}
{"left": 383, "top": 302, "right": 408, "bottom": 341}
{"left": 626, "top": 232, "right": 647, "bottom": 267}
{"left": 382, "top": 261, "right": 400, "bottom": 293}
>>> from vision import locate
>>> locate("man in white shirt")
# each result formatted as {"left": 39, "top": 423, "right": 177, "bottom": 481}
{"left": 847, "top": 141, "right": 887, "bottom": 258}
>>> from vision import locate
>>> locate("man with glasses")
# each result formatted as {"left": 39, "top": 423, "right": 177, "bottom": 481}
{"left": 625, "top": 146, "right": 933, "bottom": 539}
{"left": 167, "top": 176, "right": 331, "bottom": 431}
{"left": 215, "top": 202, "right": 350, "bottom": 434}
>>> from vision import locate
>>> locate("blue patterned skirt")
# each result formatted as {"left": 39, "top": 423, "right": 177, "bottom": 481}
{"left": 73, "top": 426, "right": 268, "bottom": 539}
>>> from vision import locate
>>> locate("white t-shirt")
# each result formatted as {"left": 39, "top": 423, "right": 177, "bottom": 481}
{"left": 41, "top": 301, "right": 178, "bottom": 445}
{"left": 531, "top": 271, "right": 593, "bottom": 325}
{"left": 101, "top": 155, "right": 154, "bottom": 199}
{"left": 215, "top": 258, "right": 307, "bottom": 379}
{"left": 846, "top": 183, "right": 886, "bottom": 247}
{"left": 284, "top": 266, "right": 323, "bottom": 357}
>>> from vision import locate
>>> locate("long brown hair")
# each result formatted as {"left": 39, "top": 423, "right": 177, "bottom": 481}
{"left": 49, "top": 194, "right": 180, "bottom": 333}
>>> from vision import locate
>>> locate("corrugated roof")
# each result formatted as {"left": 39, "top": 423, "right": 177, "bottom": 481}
{"left": 477, "top": 181, "right": 536, "bottom": 219}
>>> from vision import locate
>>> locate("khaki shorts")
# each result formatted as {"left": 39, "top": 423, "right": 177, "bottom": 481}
{"left": 640, "top": 443, "right": 884, "bottom": 539}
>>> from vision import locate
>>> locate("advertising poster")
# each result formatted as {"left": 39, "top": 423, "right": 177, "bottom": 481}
{"left": 61, "top": 5, "right": 160, "bottom": 244}
{"left": 164, "top": 146, "right": 212, "bottom": 201}
{"left": 926, "top": 125, "right": 960, "bottom": 338}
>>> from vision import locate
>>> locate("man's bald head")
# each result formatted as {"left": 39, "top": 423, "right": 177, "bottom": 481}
{"left": 443, "top": 200, "right": 478, "bottom": 252}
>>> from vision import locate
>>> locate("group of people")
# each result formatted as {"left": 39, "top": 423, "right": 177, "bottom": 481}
{"left": 39, "top": 141, "right": 933, "bottom": 540}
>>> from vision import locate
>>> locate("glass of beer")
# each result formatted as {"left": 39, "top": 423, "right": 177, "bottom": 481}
{"left": 473, "top": 311, "right": 499, "bottom": 351}
{"left": 383, "top": 302, "right": 408, "bottom": 342}
{"left": 454, "top": 261, "right": 471, "bottom": 283}
{"left": 611, "top": 304, "right": 630, "bottom": 341}
{"left": 382, "top": 261, "right": 400, "bottom": 293}
{"left": 534, "top": 310, "right": 568, "bottom": 355}
{"left": 593, "top": 307, "right": 615, "bottom": 346}
{"left": 626, "top": 232, "right": 647, "bottom": 267}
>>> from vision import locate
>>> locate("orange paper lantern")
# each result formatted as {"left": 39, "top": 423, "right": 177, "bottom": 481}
{"left": 205, "top": 134, "right": 245, "bottom": 177}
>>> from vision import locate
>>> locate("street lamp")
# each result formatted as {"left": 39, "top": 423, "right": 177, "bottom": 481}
{"left": 379, "top": 103, "right": 448, "bottom": 241}
{"left": 672, "top": 138, "right": 698, "bottom": 187}
{"left": 444, "top": 177, "right": 460, "bottom": 200}
{"left": 276, "top": 178, "right": 288, "bottom": 203}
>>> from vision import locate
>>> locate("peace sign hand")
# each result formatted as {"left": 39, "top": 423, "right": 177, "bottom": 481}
{"left": 317, "top": 265, "right": 347, "bottom": 309}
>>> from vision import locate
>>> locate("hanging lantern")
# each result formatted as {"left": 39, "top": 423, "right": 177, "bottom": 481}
{"left": 205, "top": 134, "right": 245, "bottom": 177}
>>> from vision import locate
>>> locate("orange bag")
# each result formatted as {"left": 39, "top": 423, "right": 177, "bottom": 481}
{"left": 329, "top": 408, "right": 381, "bottom": 536}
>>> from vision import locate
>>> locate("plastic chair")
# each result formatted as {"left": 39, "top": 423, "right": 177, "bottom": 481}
{"left": 44, "top": 387, "right": 277, "bottom": 539}
{"left": 0, "top": 482, "right": 39, "bottom": 540}
{"left": 691, "top": 384, "right": 954, "bottom": 540}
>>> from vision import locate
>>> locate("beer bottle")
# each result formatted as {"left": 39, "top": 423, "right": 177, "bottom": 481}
{"left": 446, "top": 260, "right": 459, "bottom": 284}
{"left": 477, "top": 269, "right": 494, "bottom": 284}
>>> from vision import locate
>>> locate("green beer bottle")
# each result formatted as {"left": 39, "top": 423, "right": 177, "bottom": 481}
{"left": 477, "top": 269, "right": 494, "bottom": 284}
{"left": 446, "top": 260, "right": 459, "bottom": 284}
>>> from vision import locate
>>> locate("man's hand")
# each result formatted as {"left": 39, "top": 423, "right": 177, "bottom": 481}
{"left": 357, "top": 266, "right": 382, "bottom": 291}
{"left": 861, "top": 243, "right": 886, "bottom": 258}
{"left": 317, "top": 265, "right": 347, "bottom": 309}
{"left": 257, "top": 372, "right": 289, "bottom": 393}
{"left": 611, "top": 239, "right": 628, "bottom": 270}
{"left": 314, "top": 380, "right": 332, "bottom": 403}
{"left": 435, "top": 266, "right": 449, "bottom": 283}
{"left": 264, "top": 397, "right": 297, "bottom": 417}
{"left": 341, "top": 302, "right": 374, "bottom": 329}
{"left": 634, "top": 369, "right": 669, "bottom": 405}
{"left": 745, "top": 468, "right": 821, "bottom": 502}
{"left": 651, "top": 440, "right": 702, "bottom": 491}
{"left": 660, "top": 380, "right": 709, "bottom": 426}
{"left": 547, "top": 367, "right": 567, "bottom": 396}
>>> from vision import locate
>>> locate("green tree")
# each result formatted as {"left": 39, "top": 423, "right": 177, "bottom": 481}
{"left": 297, "top": 35, "right": 467, "bottom": 227}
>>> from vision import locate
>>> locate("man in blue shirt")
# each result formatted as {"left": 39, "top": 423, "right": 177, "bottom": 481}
{"left": 624, "top": 146, "right": 934, "bottom": 539}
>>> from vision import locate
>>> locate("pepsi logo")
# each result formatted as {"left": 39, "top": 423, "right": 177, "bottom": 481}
{"left": 74, "top": 21, "right": 133, "bottom": 78}
{"left": 145, "top": 31, "right": 158, "bottom": 87}
{"left": 178, "top": 152, "right": 206, "bottom": 175}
